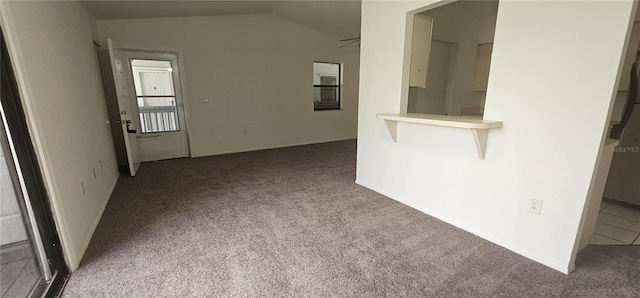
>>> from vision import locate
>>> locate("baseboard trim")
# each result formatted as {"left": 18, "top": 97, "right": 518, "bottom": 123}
{"left": 355, "top": 179, "right": 572, "bottom": 274}
{"left": 73, "top": 173, "right": 119, "bottom": 271}
{"left": 602, "top": 197, "right": 640, "bottom": 210}
{"left": 0, "top": 240, "right": 32, "bottom": 265}
{"left": 192, "top": 137, "right": 356, "bottom": 158}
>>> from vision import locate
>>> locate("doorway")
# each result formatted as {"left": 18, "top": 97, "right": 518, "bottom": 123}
{"left": 579, "top": 21, "right": 640, "bottom": 249}
{"left": 125, "top": 51, "right": 190, "bottom": 162}
{"left": 98, "top": 45, "right": 190, "bottom": 175}
{"left": 591, "top": 32, "right": 640, "bottom": 246}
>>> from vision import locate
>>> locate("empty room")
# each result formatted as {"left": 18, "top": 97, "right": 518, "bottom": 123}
{"left": 0, "top": 0, "right": 639, "bottom": 297}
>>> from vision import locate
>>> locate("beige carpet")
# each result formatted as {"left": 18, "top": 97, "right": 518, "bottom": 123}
{"left": 63, "top": 140, "right": 640, "bottom": 297}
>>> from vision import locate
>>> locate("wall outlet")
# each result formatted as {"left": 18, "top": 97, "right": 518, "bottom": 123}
{"left": 528, "top": 198, "right": 543, "bottom": 215}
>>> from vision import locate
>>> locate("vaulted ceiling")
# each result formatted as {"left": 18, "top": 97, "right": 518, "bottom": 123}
{"left": 80, "top": 0, "right": 361, "bottom": 39}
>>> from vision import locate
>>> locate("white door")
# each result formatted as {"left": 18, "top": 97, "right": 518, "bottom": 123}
{"left": 125, "top": 51, "right": 189, "bottom": 162}
{"left": 107, "top": 39, "right": 141, "bottom": 176}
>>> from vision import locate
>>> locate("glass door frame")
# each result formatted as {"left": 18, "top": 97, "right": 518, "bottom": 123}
{"left": 1, "top": 28, "right": 69, "bottom": 297}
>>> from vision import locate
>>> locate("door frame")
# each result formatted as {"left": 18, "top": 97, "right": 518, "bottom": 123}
{"left": 120, "top": 45, "right": 193, "bottom": 158}
{"left": 107, "top": 39, "right": 142, "bottom": 176}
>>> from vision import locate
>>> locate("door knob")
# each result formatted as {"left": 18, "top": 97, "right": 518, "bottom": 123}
{"left": 125, "top": 120, "right": 136, "bottom": 133}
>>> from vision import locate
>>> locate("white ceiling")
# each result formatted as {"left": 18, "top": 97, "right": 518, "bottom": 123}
{"left": 80, "top": 0, "right": 361, "bottom": 39}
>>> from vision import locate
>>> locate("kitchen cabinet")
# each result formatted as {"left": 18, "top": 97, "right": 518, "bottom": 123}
{"left": 409, "top": 14, "right": 433, "bottom": 88}
{"left": 472, "top": 43, "right": 493, "bottom": 92}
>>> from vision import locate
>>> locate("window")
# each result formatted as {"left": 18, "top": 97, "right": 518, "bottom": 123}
{"left": 313, "top": 62, "right": 341, "bottom": 110}
{"left": 131, "top": 59, "right": 180, "bottom": 133}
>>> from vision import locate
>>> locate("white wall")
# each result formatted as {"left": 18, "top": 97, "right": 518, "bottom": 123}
{"left": 0, "top": 1, "right": 119, "bottom": 271}
{"left": 357, "top": 0, "right": 635, "bottom": 273}
{"left": 97, "top": 14, "right": 360, "bottom": 157}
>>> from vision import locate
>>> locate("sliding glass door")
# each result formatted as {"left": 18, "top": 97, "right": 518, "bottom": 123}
{"left": 0, "top": 115, "right": 46, "bottom": 297}
{"left": 1, "top": 29, "right": 67, "bottom": 297}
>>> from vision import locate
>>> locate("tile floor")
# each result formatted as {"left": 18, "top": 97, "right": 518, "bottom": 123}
{"left": 0, "top": 242, "right": 41, "bottom": 297}
{"left": 589, "top": 201, "right": 640, "bottom": 245}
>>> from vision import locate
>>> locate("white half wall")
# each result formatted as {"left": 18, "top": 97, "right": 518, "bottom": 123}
{"left": 0, "top": 1, "right": 119, "bottom": 271}
{"left": 357, "top": 0, "right": 635, "bottom": 273}
{"left": 97, "top": 14, "right": 360, "bottom": 157}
